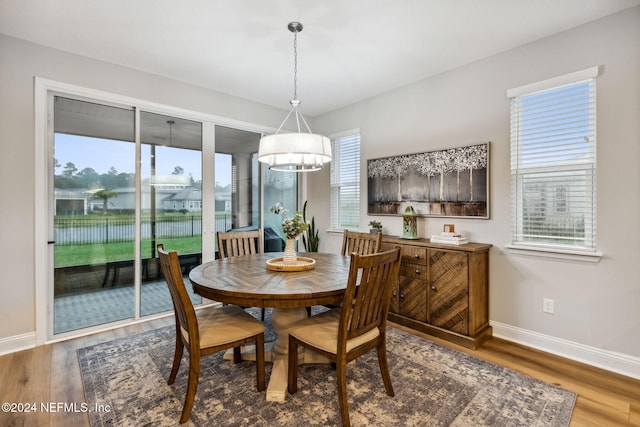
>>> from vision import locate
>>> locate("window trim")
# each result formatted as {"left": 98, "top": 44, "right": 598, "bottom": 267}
{"left": 505, "top": 243, "right": 602, "bottom": 262}
{"left": 506, "top": 66, "right": 599, "bottom": 98}
{"left": 506, "top": 67, "right": 602, "bottom": 261}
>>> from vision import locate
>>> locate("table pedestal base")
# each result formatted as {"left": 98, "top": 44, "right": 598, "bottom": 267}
{"left": 223, "top": 306, "right": 330, "bottom": 402}
{"left": 269, "top": 306, "right": 332, "bottom": 401}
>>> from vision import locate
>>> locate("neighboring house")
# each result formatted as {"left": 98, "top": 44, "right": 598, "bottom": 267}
{"left": 55, "top": 185, "right": 230, "bottom": 214}
{"left": 215, "top": 190, "right": 231, "bottom": 212}
{"left": 54, "top": 189, "right": 93, "bottom": 215}
{"left": 162, "top": 187, "right": 202, "bottom": 212}
{"left": 111, "top": 185, "right": 189, "bottom": 213}
{"left": 522, "top": 174, "right": 589, "bottom": 239}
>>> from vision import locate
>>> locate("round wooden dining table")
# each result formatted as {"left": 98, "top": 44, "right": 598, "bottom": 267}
{"left": 188, "top": 251, "right": 351, "bottom": 402}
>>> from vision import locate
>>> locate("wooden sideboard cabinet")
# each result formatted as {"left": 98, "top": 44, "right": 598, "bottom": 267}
{"left": 381, "top": 235, "right": 492, "bottom": 349}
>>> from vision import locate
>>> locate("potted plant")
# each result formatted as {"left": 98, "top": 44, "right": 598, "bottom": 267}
{"left": 368, "top": 220, "right": 383, "bottom": 234}
{"left": 302, "top": 200, "right": 319, "bottom": 252}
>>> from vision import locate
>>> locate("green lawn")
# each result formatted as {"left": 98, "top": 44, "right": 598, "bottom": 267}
{"left": 54, "top": 236, "right": 202, "bottom": 267}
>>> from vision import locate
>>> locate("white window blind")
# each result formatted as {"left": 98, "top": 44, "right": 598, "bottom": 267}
{"left": 509, "top": 69, "right": 597, "bottom": 252}
{"left": 330, "top": 132, "right": 361, "bottom": 230}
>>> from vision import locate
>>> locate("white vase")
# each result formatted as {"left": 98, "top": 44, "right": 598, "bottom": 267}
{"left": 283, "top": 238, "right": 297, "bottom": 265}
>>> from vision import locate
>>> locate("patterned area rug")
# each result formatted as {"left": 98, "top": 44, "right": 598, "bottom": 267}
{"left": 78, "top": 309, "right": 576, "bottom": 426}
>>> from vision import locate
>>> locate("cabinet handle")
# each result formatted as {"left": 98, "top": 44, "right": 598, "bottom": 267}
{"left": 392, "top": 291, "right": 397, "bottom": 297}
{"left": 415, "top": 269, "right": 421, "bottom": 274}
{"left": 400, "top": 294, "right": 405, "bottom": 299}
{"left": 431, "top": 286, "right": 437, "bottom": 291}
{"left": 414, "top": 254, "right": 420, "bottom": 259}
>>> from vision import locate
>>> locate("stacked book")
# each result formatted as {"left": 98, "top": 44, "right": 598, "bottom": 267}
{"left": 430, "top": 232, "right": 469, "bottom": 245}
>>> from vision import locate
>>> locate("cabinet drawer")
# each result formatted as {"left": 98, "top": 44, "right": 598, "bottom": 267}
{"left": 400, "top": 246, "right": 427, "bottom": 265}
{"left": 400, "top": 262, "right": 427, "bottom": 281}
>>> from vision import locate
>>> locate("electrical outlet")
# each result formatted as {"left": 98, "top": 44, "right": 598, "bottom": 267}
{"left": 543, "top": 298, "right": 554, "bottom": 314}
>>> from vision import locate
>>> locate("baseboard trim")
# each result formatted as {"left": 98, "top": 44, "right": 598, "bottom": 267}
{"left": 0, "top": 332, "right": 36, "bottom": 356}
{"left": 491, "top": 321, "right": 640, "bottom": 380}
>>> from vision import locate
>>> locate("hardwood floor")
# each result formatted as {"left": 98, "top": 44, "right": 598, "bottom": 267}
{"left": 0, "top": 317, "right": 638, "bottom": 426}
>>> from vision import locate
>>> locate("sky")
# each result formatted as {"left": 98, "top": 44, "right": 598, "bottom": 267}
{"left": 54, "top": 134, "right": 232, "bottom": 185}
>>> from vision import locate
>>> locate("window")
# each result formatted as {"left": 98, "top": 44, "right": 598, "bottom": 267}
{"left": 330, "top": 131, "right": 361, "bottom": 230}
{"left": 508, "top": 67, "right": 598, "bottom": 254}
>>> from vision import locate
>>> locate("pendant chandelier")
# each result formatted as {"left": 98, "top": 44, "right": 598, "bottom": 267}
{"left": 258, "top": 22, "right": 332, "bottom": 172}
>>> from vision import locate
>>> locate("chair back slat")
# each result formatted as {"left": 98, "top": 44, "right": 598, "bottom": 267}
{"left": 339, "top": 247, "right": 401, "bottom": 346}
{"left": 218, "top": 230, "right": 263, "bottom": 259}
{"left": 157, "top": 244, "right": 199, "bottom": 348}
{"left": 341, "top": 230, "right": 382, "bottom": 256}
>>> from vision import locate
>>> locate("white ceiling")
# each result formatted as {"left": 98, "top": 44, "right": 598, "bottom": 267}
{"left": 1, "top": 0, "right": 638, "bottom": 116}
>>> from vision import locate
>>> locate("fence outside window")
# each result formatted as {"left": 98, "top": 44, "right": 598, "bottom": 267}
{"left": 55, "top": 213, "right": 232, "bottom": 245}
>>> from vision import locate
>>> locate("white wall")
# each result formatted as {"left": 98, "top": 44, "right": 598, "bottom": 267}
{"left": 310, "top": 7, "right": 640, "bottom": 373}
{"left": 0, "top": 34, "right": 287, "bottom": 345}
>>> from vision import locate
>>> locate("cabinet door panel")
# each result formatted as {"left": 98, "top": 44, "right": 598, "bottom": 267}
{"left": 428, "top": 250, "right": 469, "bottom": 334}
{"left": 398, "top": 275, "right": 427, "bottom": 322}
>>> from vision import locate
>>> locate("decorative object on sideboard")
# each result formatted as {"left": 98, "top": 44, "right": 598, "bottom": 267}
{"left": 430, "top": 224, "right": 468, "bottom": 245}
{"left": 402, "top": 205, "right": 419, "bottom": 239}
{"left": 367, "top": 142, "right": 489, "bottom": 218}
{"left": 368, "top": 220, "right": 383, "bottom": 234}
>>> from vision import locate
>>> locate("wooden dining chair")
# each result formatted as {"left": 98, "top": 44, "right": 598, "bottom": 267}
{"left": 317, "top": 229, "right": 383, "bottom": 312}
{"left": 341, "top": 229, "right": 382, "bottom": 256}
{"left": 157, "top": 244, "right": 266, "bottom": 424}
{"left": 217, "top": 229, "right": 262, "bottom": 259}
{"left": 217, "top": 229, "right": 266, "bottom": 320}
{"left": 287, "top": 247, "right": 402, "bottom": 427}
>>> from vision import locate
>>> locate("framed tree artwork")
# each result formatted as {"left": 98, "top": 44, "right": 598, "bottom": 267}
{"left": 367, "top": 142, "right": 489, "bottom": 218}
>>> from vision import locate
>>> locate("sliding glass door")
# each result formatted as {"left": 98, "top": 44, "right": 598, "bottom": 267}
{"left": 51, "top": 98, "right": 204, "bottom": 334}
{"left": 52, "top": 97, "right": 138, "bottom": 333}
{"left": 46, "top": 87, "right": 298, "bottom": 338}
{"left": 140, "top": 111, "right": 203, "bottom": 316}
{"left": 214, "top": 126, "right": 260, "bottom": 235}
{"left": 213, "top": 125, "right": 298, "bottom": 255}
